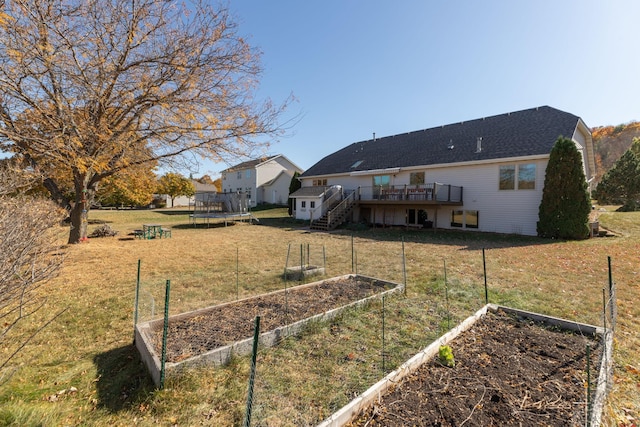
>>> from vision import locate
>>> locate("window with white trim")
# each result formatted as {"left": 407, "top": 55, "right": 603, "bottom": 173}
{"left": 410, "top": 172, "right": 425, "bottom": 185}
{"left": 499, "top": 163, "right": 536, "bottom": 190}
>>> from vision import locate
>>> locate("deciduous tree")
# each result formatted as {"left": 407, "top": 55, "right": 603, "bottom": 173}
{"left": 0, "top": 0, "right": 287, "bottom": 243}
{"left": 96, "top": 165, "right": 157, "bottom": 208}
{"left": 195, "top": 174, "right": 222, "bottom": 192}
{"left": 212, "top": 177, "right": 222, "bottom": 193}
{"left": 537, "top": 137, "right": 591, "bottom": 239}
{"left": 157, "top": 172, "right": 195, "bottom": 207}
{"left": 288, "top": 171, "right": 301, "bottom": 215}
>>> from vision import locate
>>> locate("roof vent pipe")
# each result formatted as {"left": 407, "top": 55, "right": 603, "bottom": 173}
{"left": 476, "top": 137, "right": 483, "bottom": 153}
{"left": 373, "top": 132, "right": 376, "bottom": 141}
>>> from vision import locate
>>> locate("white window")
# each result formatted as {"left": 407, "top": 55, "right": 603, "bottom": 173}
{"left": 518, "top": 164, "right": 536, "bottom": 189}
{"left": 499, "top": 164, "right": 536, "bottom": 190}
{"left": 310, "top": 201, "right": 316, "bottom": 208}
{"left": 410, "top": 172, "right": 425, "bottom": 185}
{"left": 499, "top": 165, "right": 515, "bottom": 190}
{"left": 301, "top": 201, "right": 306, "bottom": 208}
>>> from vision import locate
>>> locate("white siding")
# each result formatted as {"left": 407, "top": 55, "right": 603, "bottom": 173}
{"left": 425, "top": 160, "right": 547, "bottom": 235}
{"left": 222, "top": 170, "right": 254, "bottom": 196}
{"left": 223, "top": 156, "right": 303, "bottom": 206}
{"left": 572, "top": 129, "right": 589, "bottom": 179}
{"left": 301, "top": 159, "right": 549, "bottom": 236}
{"left": 296, "top": 197, "right": 323, "bottom": 220}
{"left": 262, "top": 172, "right": 293, "bottom": 205}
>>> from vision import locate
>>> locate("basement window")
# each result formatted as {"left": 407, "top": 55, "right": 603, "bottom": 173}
{"left": 451, "top": 210, "right": 463, "bottom": 227}
{"left": 451, "top": 210, "right": 479, "bottom": 228}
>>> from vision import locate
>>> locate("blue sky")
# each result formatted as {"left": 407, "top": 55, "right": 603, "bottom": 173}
{"left": 186, "top": 0, "right": 640, "bottom": 177}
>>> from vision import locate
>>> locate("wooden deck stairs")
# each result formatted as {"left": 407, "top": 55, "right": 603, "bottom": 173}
{"left": 310, "top": 194, "right": 355, "bottom": 231}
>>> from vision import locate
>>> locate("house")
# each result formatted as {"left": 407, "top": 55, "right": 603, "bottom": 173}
{"left": 290, "top": 106, "right": 595, "bottom": 236}
{"left": 221, "top": 154, "right": 304, "bottom": 207}
{"left": 158, "top": 180, "right": 218, "bottom": 207}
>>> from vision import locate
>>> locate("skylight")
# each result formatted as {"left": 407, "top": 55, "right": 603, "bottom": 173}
{"left": 350, "top": 160, "right": 364, "bottom": 168}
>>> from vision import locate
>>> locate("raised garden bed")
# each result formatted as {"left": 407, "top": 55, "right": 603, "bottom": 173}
{"left": 135, "top": 274, "right": 403, "bottom": 386}
{"left": 320, "top": 305, "right": 612, "bottom": 427}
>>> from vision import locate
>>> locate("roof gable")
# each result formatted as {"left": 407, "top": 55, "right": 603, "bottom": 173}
{"left": 301, "top": 106, "right": 582, "bottom": 177}
{"left": 221, "top": 155, "right": 280, "bottom": 173}
{"left": 222, "top": 154, "right": 304, "bottom": 174}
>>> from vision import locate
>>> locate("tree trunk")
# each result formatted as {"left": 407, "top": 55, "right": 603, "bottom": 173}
{"left": 67, "top": 201, "right": 87, "bottom": 244}
{"left": 67, "top": 174, "right": 95, "bottom": 244}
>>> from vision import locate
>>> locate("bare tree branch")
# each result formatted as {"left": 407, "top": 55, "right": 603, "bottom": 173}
{"left": 0, "top": 0, "right": 290, "bottom": 242}
{"left": 0, "top": 163, "right": 66, "bottom": 382}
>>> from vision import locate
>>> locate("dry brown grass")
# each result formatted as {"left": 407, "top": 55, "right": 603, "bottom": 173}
{"left": 0, "top": 206, "right": 638, "bottom": 426}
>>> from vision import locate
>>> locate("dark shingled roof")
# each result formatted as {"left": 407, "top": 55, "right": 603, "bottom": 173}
{"left": 301, "top": 106, "right": 582, "bottom": 177}
{"left": 221, "top": 155, "right": 280, "bottom": 173}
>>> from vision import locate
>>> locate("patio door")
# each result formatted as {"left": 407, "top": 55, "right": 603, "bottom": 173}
{"left": 372, "top": 175, "right": 390, "bottom": 199}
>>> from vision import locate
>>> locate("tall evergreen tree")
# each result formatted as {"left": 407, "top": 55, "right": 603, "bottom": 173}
{"left": 537, "top": 137, "right": 591, "bottom": 239}
{"left": 288, "top": 171, "right": 301, "bottom": 215}
{"left": 593, "top": 138, "right": 640, "bottom": 211}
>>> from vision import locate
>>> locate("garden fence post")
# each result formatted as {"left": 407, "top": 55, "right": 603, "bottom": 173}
{"left": 284, "top": 243, "right": 291, "bottom": 283}
{"left": 300, "top": 244, "right": 303, "bottom": 282}
{"left": 133, "top": 259, "right": 141, "bottom": 344}
{"left": 351, "top": 234, "right": 354, "bottom": 273}
{"left": 602, "top": 289, "right": 607, "bottom": 332}
{"left": 402, "top": 238, "right": 407, "bottom": 295}
{"left": 382, "top": 295, "right": 386, "bottom": 374}
{"left": 608, "top": 256, "right": 615, "bottom": 329}
{"left": 160, "top": 279, "right": 171, "bottom": 389}
{"left": 444, "top": 259, "right": 450, "bottom": 330}
{"left": 482, "top": 248, "right": 488, "bottom": 304}
{"left": 586, "top": 344, "right": 592, "bottom": 427}
{"left": 244, "top": 316, "right": 261, "bottom": 427}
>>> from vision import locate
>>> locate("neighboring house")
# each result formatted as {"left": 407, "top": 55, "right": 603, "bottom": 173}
{"left": 290, "top": 106, "right": 595, "bottom": 236}
{"left": 159, "top": 180, "right": 218, "bottom": 207}
{"left": 221, "top": 154, "right": 304, "bottom": 207}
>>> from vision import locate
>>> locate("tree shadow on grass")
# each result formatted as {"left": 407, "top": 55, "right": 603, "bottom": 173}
{"left": 171, "top": 221, "right": 237, "bottom": 230}
{"left": 93, "top": 344, "right": 154, "bottom": 413}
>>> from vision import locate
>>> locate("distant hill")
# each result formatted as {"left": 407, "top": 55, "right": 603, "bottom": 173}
{"left": 591, "top": 121, "right": 640, "bottom": 184}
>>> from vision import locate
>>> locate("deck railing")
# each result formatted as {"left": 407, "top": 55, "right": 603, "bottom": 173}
{"left": 309, "top": 186, "right": 343, "bottom": 223}
{"left": 353, "top": 183, "right": 462, "bottom": 203}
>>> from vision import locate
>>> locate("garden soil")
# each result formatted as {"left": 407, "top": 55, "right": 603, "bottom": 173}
{"left": 347, "top": 310, "right": 602, "bottom": 427}
{"left": 150, "top": 276, "right": 395, "bottom": 363}
{"left": 149, "top": 277, "right": 602, "bottom": 425}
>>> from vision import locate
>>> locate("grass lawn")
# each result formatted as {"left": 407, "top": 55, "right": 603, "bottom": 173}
{"left": 0, "top": 206, "right": 638, "bottom": 426}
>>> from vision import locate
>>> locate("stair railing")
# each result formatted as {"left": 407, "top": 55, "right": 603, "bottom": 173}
{"left": 326, "top": 191, "right": 356, "bottom": 229}
{"left": 309, "top": 187, "right": 343, "bottom": 227}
